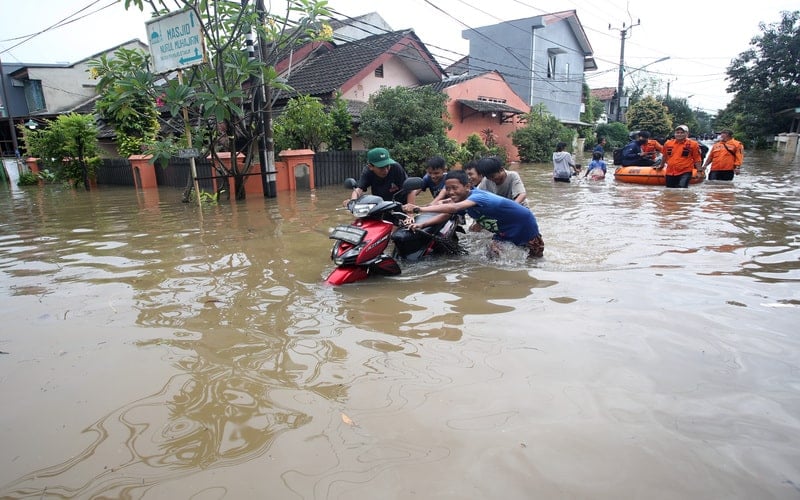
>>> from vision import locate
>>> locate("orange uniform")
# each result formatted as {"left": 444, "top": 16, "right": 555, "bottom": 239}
{"left": 663, "top": 138, "right": 702, "bottom": 176}
{"left": 706, "top": 139, "right": 744, "bottom": 171}
{"left": 641, "top": 138, "right": 663, "bottom": 158}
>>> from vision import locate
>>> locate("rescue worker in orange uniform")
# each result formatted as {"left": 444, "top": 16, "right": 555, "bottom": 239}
{"left": 702, "top": 129, "right": 744, "bottom": 181}
{"left": 639, "top": 131, "right": 664, "bottom": 166}
{"left": 659, "top": 125, "right": 703, "bottom": 188}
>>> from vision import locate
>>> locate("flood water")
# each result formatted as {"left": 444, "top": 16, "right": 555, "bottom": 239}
{"left": 1, "top": 149, "right": 799, "bottom": 499}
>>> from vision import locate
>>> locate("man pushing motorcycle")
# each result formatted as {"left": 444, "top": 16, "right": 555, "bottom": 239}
{"left": 342, "top": 147, "right": 417, "bottom": 207}
{"left": 402, "top": 169, "right": 544, "bottom": 259}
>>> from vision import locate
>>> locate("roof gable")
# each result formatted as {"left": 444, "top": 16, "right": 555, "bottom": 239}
{"left": 282, "top": 29, "right": 443, "bottom": 99}
{"left": 591, "top": 87, "right": 616, "bottom": 101}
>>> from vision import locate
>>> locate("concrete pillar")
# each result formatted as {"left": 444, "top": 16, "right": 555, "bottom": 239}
{"left": 128, "top": 155, "right": 158, "bottom": 189}
{"left": 277, "top": 149, "right": 315, "bottom": 191}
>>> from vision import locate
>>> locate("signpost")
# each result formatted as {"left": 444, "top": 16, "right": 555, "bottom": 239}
{"left": 177, "top": 148, "right": 199, "bottom": 158}
{"left": 145, "top": 10, "right": 206, "bottom": 74}
{"left": 146, "top": 10, "right": 207, "bottom": 206}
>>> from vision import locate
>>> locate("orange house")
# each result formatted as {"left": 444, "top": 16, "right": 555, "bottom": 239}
{"left": 433, "top": 71, "right": 530, "bottom": 163}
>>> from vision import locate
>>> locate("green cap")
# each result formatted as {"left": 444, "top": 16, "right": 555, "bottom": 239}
{"left": 367, "top": 147, "right": 394, "bottom": 168}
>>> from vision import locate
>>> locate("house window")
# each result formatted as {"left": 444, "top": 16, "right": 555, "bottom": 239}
{"left": 24, "top": 80, "right": 46, "bottom": 112}
{"left": 546, "top": 48, "right": 567, "bottom": 80}
{"left": 375, "top": 65, "right": 384, "bottom": 78}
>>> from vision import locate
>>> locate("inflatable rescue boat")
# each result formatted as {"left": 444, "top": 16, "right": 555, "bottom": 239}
{"left": 614, "top": 166, "right": 705, "bottom": 185}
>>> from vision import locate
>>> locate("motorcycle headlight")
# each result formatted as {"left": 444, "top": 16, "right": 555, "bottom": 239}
{"left": 352, "top": 202, "right": 377, "bottom": 217}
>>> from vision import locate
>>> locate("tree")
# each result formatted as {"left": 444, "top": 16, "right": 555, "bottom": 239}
{"left": 694, "top": 109, "right": 713, "bottom": 138}
{"left": 358, "top": 86, "right": 456, "bottom": 176}
{"left": 660, "top": 96, "right": 697, "bottom": 134}
{"left": 327, "top": 93, "right": 352, "bottom": 151}
{"left": 273, "top": 95, "right": 332, "bottom": 151}
{"left": 722, "top": 10, "right": 800, "bottom": 146}
{"left": 626, "top": 96, "right": 672, "bottom": 140}
{"left": 456, "top": 133, "right": 489, "bottom": 163}
{"left": 510, "top": 104, "right": 573, "bottom": 163}
{"left": 21, "top": 113, "right": 100, "bottom": 190}
{"left": 107, "top": 0, "right": 332, "bottom": 200}
{"left": 594, "top": 122, "right": 629, "bottom": 150}
{"left": 89, "top": 48, "right": 161, "bottom": 158}
{"left": 578, "top": 82, "right": 603, "bottom": 146}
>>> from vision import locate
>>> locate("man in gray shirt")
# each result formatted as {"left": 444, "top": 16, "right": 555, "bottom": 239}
{"left": 476, "top": 156, "right": 529, "bottom": 207}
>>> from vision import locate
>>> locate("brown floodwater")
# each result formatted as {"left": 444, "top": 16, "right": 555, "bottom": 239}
{"left": 1, "top": 149, "right": 799, "bottom": 499}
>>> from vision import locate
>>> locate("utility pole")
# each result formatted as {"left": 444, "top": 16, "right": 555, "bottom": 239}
{"left": 255, "top": 0, "right": 276, "bottom": 198}
{"left": 609, "top": 19, "right": 640, "bottom": 123}
{"left": 666, "top": 78, "right": 675, "bottom": 100}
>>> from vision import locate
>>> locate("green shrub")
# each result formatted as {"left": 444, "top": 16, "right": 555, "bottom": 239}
{"left": 17, "top": 172, "right": 39, "bottom": 186}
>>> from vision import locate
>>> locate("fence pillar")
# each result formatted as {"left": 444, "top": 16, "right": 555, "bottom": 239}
{"left": 128, "top": 155, "right": 157, "bottom": 189}
{"left": 211, "top": 152, "right": 266, "bottom": 196}
{"left": 278, "top": 149, "right": 315, "bottom": 191}
{"left": 25, "top": 157, "right": 40, "bottom": 174}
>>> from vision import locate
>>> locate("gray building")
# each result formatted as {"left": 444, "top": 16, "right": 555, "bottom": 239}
{"left": 461, "top": 10, "right": 597, "bottom": 125}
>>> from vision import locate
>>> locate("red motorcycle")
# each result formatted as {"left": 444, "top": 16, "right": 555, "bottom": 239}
{"left": 325, "top": 177, "right": 464, "bottom": 285}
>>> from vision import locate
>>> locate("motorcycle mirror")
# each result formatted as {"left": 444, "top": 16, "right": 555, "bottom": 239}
{"left": 343, "top": 178, "right": 358, "bottom": 189}
{"left": 402, "top": 177, "right": 425, "bottom": 191}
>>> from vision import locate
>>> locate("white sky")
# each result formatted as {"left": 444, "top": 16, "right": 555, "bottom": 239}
{"left": 1, "top": 0, "right": 796, "bottom": 114}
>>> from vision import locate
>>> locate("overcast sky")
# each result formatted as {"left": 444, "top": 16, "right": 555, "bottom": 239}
{"left": 1, "top": 0, "right": 796, "bottom": 113}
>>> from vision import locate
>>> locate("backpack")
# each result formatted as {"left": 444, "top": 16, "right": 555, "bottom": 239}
{"left": 612, "top": 148, "right": 623, "bottom": 166}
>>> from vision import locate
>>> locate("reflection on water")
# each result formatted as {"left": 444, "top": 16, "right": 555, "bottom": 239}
{"left": 1, "top": 150, "right": 799, "bottom": 498}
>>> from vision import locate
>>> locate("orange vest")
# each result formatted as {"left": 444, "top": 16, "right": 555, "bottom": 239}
{"left": 708, "top": 139, "right": 744, "bottom": 171}
{"left": 663, "top": 139, "right": 702, "bottom": 176}
{"left": 642, "top": 139, "right": 663, "bottom": 155}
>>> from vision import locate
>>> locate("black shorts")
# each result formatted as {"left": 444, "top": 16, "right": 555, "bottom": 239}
{"left": 665, "top": 172, "right": 692, "bottom": 188}
{"left": 708, "top": 170, "right": 735, "bottom": 181}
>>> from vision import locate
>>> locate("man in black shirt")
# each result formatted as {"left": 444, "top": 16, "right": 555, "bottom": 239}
{"left": 345, "top": 148, "right": 416, "bottom": 205}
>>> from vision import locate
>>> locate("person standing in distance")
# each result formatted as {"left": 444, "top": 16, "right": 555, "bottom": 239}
{"left": 593, "top": 137, "right": 607, "bottom": 158}
{"left": 552, "top": 142, "right": 579, "bottom": 182}
{"left": 660, "top": 125, "right": 703, "bottom": 188}
{"left": 702, "top": 129, "right": 744, "bottom": 180}
{"left": 343, "top": 147, "right": 416, "bottom": 206}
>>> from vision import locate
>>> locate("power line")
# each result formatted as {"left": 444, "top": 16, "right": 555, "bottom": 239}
{"left": 0, "top": 0, "right": 120, "bottom": 57}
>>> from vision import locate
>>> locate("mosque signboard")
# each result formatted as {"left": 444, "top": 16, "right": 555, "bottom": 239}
{"left": 145, "top": 9, "right": 206, "bottom": 74}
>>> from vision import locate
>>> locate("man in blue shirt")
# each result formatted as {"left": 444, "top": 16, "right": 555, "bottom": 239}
{"left": 621, "top": 132, "right": 657, "bottom": 167}
{"left": 402, "top": 170, "right": 544, "bottom": 258}
{"left": 414, "top": 155, "right": 448, "bottom": 204}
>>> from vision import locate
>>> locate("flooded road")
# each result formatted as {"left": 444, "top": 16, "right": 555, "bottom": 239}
{"left": 1, "top": 149, "right": 799, "bottom": 499}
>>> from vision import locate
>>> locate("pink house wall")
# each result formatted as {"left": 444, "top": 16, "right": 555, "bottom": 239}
{"left": 444, "top": 72, "right": 531, "bottom": 163}
{"left": 343, "top": 56, "right": 422, "bottom": 151}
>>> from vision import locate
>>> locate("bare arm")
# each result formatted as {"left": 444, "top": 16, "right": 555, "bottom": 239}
{"left": 403, "top": 198, "right": 476, "bottom": 215}
{"left": 408, "top": 212, "right": 450, "bottom": 230}
{"left": 343, "top": 187, "right": 365, "bottom": 207}
{"left": 509, "top": 173, "right": 527, "bottom": 204}
{"left": 430, "top": 189, "right": 448, "bottom": 205}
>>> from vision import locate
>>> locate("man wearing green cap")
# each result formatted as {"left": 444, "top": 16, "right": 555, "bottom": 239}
{"left": 344, "top": 147, "right": 416, "bottom": 206}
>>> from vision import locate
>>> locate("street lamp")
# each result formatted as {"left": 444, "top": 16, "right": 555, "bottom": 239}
{"left": 626, "top": 56, "right": 670, "bottom": 77}
{"left": 617, "top": 56, "right": 671, "bottom": 122}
